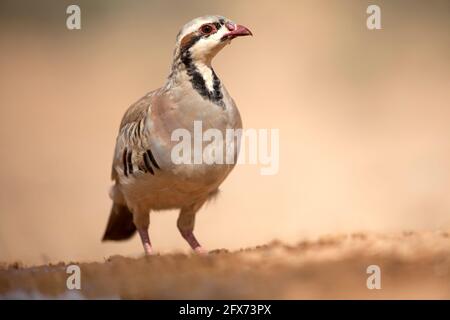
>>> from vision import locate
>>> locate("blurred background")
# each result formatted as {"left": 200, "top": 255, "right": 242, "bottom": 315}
{"left": 0, "top": 0, "right": 449, "bottom": 265}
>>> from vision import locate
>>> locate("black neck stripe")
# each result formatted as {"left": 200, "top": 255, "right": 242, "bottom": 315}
{"left": 179, "top": 40, "right": 224, "bottom": 108}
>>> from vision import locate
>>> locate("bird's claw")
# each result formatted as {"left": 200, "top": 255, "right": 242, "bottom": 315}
{"left": 194, "top": 246, "right": 208, "bottom": 255}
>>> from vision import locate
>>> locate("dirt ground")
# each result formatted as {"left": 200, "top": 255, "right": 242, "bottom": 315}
{"left": 1, "top": 231, "right": 449, "bottom": 299}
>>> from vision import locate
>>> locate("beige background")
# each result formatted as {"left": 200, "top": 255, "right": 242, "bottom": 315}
{"left": 0, "top": 0, "right": 449, "bottom": 265}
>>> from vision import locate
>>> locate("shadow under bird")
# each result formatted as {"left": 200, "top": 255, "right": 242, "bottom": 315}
{"left": 102, "top": 15, "right": 252, "bottom": 254}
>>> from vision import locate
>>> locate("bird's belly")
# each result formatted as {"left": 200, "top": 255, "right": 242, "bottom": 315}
{"left": 121, "top": 162, "right": 233, "bottom": 210}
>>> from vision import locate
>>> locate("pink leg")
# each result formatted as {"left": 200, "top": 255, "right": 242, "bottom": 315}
{"left": 138, "top": 228, "right": 153, "bottom": 255}
{"left": 177, "top": 209, "right": 207, "bottom": 254}
{"left": 179, "top": 230, "right": 206, "bottom": 253}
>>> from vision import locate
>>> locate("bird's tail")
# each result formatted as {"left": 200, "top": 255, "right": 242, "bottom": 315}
{"left": 102, "top": 202, "right": 136, "bottom": 241}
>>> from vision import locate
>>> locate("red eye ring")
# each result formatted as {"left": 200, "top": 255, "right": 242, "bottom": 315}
{"left": 200, "top": 24, "right": 215, "bottom": 35}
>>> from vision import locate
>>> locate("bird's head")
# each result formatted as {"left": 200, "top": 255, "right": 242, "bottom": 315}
{"left": 174, "top": 15, "right": 252, "bottom": 65}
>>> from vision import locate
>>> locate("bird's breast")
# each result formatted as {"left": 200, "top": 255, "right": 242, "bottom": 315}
{"left": 117, "top": 88, "right": 242, "bottom": 210}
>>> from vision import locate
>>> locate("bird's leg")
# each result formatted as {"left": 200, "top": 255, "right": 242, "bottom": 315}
{"left": 178, "top": 216, "right": 205, "bottom": 254}
{"left": 133, "top": 209, "right": 153, "bottom": 255}
{"left": 137, "top": 228, "right": 153, "bottom": 255}
{"left": 178, "top": 203, "right": 207, "bottom": 254}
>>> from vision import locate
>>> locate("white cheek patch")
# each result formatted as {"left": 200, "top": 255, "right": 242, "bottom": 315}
{"left": 213, "top": 26, "right": 229, "bottom": 41}
{"left": 190, "top": 39, "right": 213, "bottom": 58}
{"left": 190, "top": 26, "right": 228, "bottom": 58}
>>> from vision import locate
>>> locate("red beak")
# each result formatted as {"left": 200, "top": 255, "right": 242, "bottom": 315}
{"left": 222, "top": 24, "right": 253, "bottom": 41}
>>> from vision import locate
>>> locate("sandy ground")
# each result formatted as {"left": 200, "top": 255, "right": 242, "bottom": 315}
{"left": 2, "top": 0, "right": 450, "bottom": 266}
{"left": 1, "top": 231, "right": 449, "bottom": 299}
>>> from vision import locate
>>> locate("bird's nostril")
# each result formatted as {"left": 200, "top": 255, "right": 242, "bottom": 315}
{"left": 225, "top": 22, "right": 235, "bottom": 31}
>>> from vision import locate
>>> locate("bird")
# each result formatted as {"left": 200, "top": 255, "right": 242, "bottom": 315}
{"left": 102, "top": 15, "right": 252, "bottom": 255}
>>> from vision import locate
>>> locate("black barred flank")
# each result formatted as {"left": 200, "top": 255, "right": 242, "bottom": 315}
{"left": 146, "top": 149, "right": 160, "bottom": 170}
{"left": 122, "top": 148, "right": 128, "bottom": 177}
{"left": 127, "top": 150, "right": 133, "bottom": 175}
{"left": 143, "top": 152, "right": 155, "bottom": 175}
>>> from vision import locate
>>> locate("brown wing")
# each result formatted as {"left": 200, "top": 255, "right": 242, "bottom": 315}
{"left": 110, "top": 91, "right": 157, "bottom": 181}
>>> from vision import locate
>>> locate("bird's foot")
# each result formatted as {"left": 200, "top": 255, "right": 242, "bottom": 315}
{"left": 143, "top": 241, "right": 154, "bottom": 255}
{"left": 180, "top": 230, "right": 206, "bottom": 254}
{"left": 194, "top": 246, "right": 208, "bottom": 255}
{"left": 143, "top": 244, "right": 154, "bottom": 256}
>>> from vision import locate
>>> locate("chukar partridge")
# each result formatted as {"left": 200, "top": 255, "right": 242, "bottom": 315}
{"left": 102, "top": 15, "right": 252, "bottom": 254}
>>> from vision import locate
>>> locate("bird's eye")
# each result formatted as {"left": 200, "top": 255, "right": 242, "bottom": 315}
{"left": 200, "top": 24, "right": 215, "bottom": 35}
